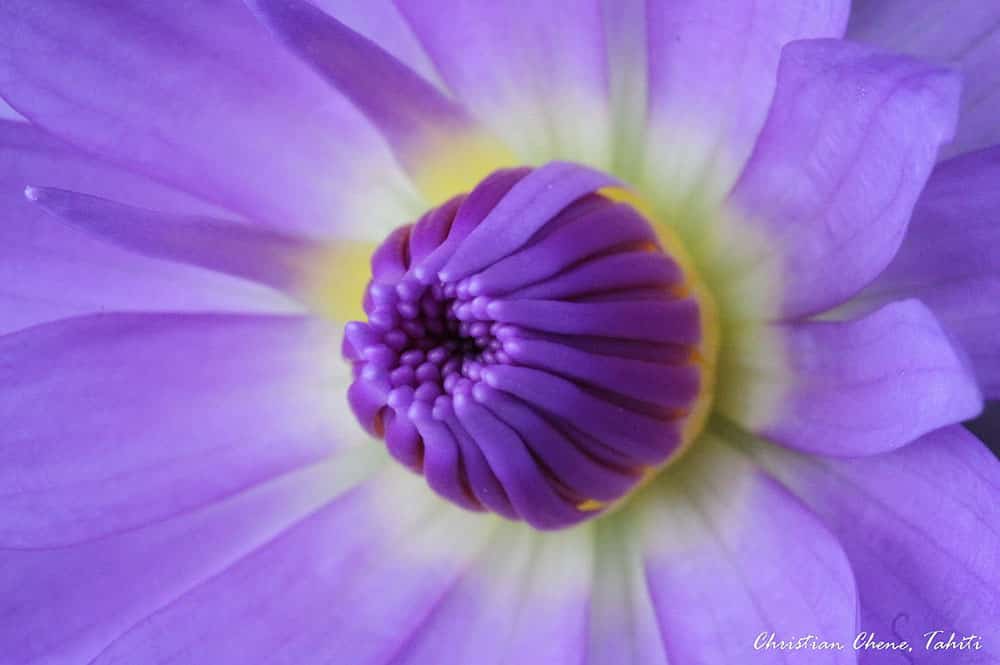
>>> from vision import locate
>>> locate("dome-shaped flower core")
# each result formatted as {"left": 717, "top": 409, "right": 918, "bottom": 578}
{"left": 344, "top": 165, "right": 712, "bottom": 528}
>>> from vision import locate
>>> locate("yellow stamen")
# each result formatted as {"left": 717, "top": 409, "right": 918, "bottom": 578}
{"left": 408, "top": 130, "right": 518, "bottom": 206}
{"left": 299, "top": 241, "right": 375, "bottom": 322}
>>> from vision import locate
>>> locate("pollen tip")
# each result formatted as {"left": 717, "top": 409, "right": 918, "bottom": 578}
{"left": 407, "top": 399, "right": 432, "bottom": 424}
{"left": 432, "top": 394, "right": 453, "bottom": 419}
{"left": 467, "top": 276, "right": 485, "bottom": 296}
{"left": 471, "top": 380, "right": 491, "bottom": 403}
{"left": 480, "top": 367, "right": 500, "bottom": 388}
{"left": 412, "top": 265, "right": 433, "bottom": 284}
{"left": 471, "top": 296, "right": 491, "bottom": 319}
{"left": 387, "top": 386, "right": 414, "bottom": 410}
{"left": 452, "top": 389, "right": 472, "bottom": 411}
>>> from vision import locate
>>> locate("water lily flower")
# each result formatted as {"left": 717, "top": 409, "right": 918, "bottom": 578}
{"left": 2, "top": 1, "right": 999, "bottom": 663}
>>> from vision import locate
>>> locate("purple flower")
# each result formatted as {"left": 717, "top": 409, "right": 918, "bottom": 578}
{"left": 1, "top": 1, "right": 998, "bottom": 663}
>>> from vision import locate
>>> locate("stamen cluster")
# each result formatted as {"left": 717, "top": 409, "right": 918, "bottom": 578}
{"left": 344, "top": 167, "right": 703, "bottom": 528}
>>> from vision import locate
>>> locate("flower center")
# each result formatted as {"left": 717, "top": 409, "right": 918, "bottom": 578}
{"left": 343, "top": 163, "right": 714, "bottom": 528}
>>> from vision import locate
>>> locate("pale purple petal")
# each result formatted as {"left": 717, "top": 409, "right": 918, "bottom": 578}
{"left": 751, "top": 425, "right": 1000, "bottom": 660}
{"left": 243, "top": 0, "right": 513, "bottom": 207}
{"left": 848, "top": 0, "right": 1000, "bottom": 159}
{"left": 87, "top": 468, "right": 504, "bottom": 665}
{"left": 0, "top": 448, "right": 381, "bottom": 665}
{"left": 244, "top": 0, "right": 489, "bottom": 188}
{"left": 643, "top": 0, "right": 848, "bottom": 199}
{"left": 26, "top": 186, "right": 315, "bottom": 294}
{"left": 312, "top": 0, "right": 442, "bottom": 86}
{"left": 391, "top": 525, "right": 592, "bottom": 665}
{"left": 0, "top": 120, "right": 299, "bottom": 335}
{"left": 633, "top": 435, "right": 857, "bottom": 664}
{"left": 0, "top": 96, "right": 22, "bottom": 121}
{"left": 0, "top": 0, "right": 412, "bottom": 235}
{"left": 599, "top": 0, "right": 647, "bottom": 178}
{"left": 724, "top": 299, "right": 982, "bottom": 457}
{"left": 586, "top": 514, "right": 671, "bottom": 665}
{"left": 861, "top": 146, "right": 1000, "bottom": 398}
{"left": 729, "top": 38, "right": 960, "bottom": 318}
{"left": 395, "top": 0, "right": 613, "bottom": 166}
{"left": 0, "top": 313, "right": 354, "bottom": 547}
{"left": 83, "top": 467, "right": 593, "bottom": 665}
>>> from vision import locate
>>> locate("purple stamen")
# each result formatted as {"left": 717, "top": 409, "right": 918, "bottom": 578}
{"left": 345, "top": 166, "right": 704, "bottom": 529}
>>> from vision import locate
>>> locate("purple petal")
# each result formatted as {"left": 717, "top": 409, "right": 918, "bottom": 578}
{"left": 751, "top": 425, "right": 1000, "bottom": 658}
{"left": 729, "top": 38, "right": 960, "bottom": 318}
{"left": 0, "top": 0, "right": 412, "bottom": 235}
{"left": 643, "top": 0, "right": 848, "bottom": 199}
{"left": 244, "top": 0, "right": 473, "bottom": 171}
{"left": 633, "top": 435, "right": 857, "bottom": 664}
{"left": 862, "top": 146, "right": 1000, "bottom": 398}
{"left": 0, "top": 96, "right": 23, "bottom": 121}
{"left": 0, "top": 313, "right": 354, "bottom": 547}
{"left": 725, "top": 299, "right": 982, "bottom": 457}
{"left": 587, "top": 515, "right": 671, "bottom": 665}
{"left": 600, "top": 0, "right": 648, "bottom": 177}
{"left": 243, "top": 0, "right": 515, "bottom": 208}
{"left": 395, "top": 0, "right": 613, "bottom": 166}
{"left": 848, "top": 1, "right": 1000, "bottom": 159}
{"left": 311, "top": 0, "right": 441, "bottom": 85}
{"left": 0, "top": 449, "right": 382, "bottom": 665}
{"left": 26, "top": 186, "right": 314, "bottom": 294}
{"left": 0, "top": 120, "right": 298, "bottom": 335}
{"left": 86, "top": 469, "right": 539, "bottom": 665}
{"left": 390, "top": 524, "right": 592, "bottom": 665}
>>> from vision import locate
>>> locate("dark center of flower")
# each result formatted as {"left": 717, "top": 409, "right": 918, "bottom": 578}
{"left": 344, "top": 164, "right": 709, "bottom": 529}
